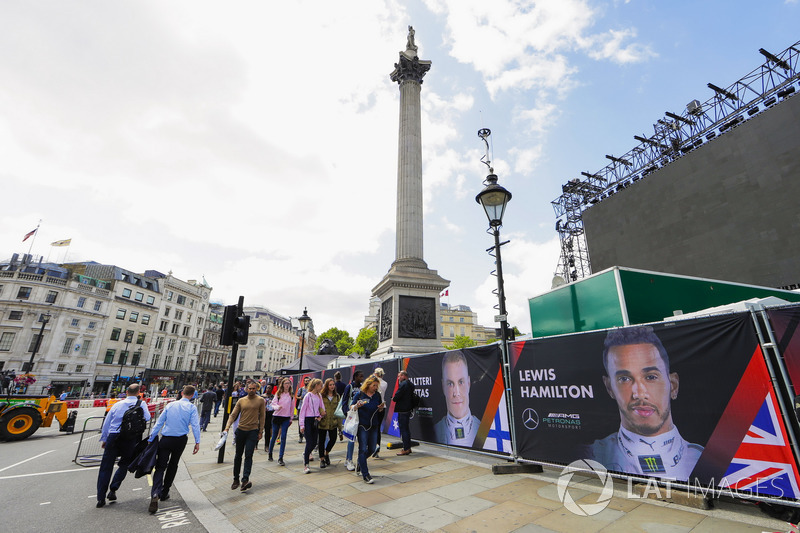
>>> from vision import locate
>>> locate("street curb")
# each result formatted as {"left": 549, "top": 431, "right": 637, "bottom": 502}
{"left": 175, "top": 456, "right": 239, "bottom": 533}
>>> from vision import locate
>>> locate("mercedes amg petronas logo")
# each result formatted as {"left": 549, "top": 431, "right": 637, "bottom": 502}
{"left": 522, "top": 408, "right": 539, "bottom": 430}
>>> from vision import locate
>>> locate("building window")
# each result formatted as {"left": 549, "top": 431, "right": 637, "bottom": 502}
{"left": 129, "top": 311, "right": 139, "bottom": 322}
{"left": 135, "top": 292, "right": 144, "bottom": 302}
{"left": 76, "top": 364, "right": 84, "bottom": 373}
{"left": 159, "top": 320, "right": 168, "bottom": 332}
{"left": 81, "top": 340, "right": 91, "bottom": 356}
{"left": 460, "top": 326, "right": 465, "bottom": 336}
{"left": 0, "top": 332, "right": 15, "bottom": 351}
{"left": 9, "top": 311, "right": 23, "bottom": 321}
{"left": 240, "top": 349, "right": 246, "bottom": 358}
{"left": 255, "top": 361, "right": 262, "bottom": 371}
{"left": 182, "top": 326, "right": 190, "bottom": 336}
{"left": 164, "top": 355, "right": 172, "bottom": 369}
{"left": 175, "top": 357, "right": 183, "bottom": 370}
{"left": 257, "top": 349, "right": 264, "bottom": 359}
{"left": 440, "top": 326, "right": 444, "bottom": 336}
{"left": 88, "top": 321, "right": 96, "bottom": 330}
{"left": 166, "top": 291, "right": 173, "bottom": 301}
{"left": 459, "top": 317, "right": 464, "bottom": 322}
{"left": 155, "top": 336, "right": 164, "bottom": 349}
{"left": 152, "top": 354, "right": 160, "bottom": 368}
{"left": 119, "top": 351, "right": 128, "bottom": 365}
{"left": 77, "top": 297, "right": 86, "bottom": 308}
{"left": 71, "top": 318, "right": 80, "bottom": 327}
{"left": 164, "top": 307, "right": 171, "bottom": 317}
{"left": 132, "top": 351, "right": 141, "bottom": 366}
{"left": 449, "top": 327, "right": 454, "bottom": 338}
{"left": 111, "top": 328, "right": 121, "bottom": 341}
{"left": 62, "top": 338, "right": 75, "bottom": 354}
{"left": 171, "top": 324, "right": 179, "bottom": 334}
{"left": 94, "top": 300, "right": 102, "bottom": 311}
{"left": 167, "top": 339, "right": 176, "bottom": 351}
{"left": 137, "top": 332, "right": 146, "bottom": 344}
{"left": 178, "top": 295, "right": 187, "bottom": 305}
{"left": 116, "top": 308, "right": 126, "bottom": 320}
{"left": 141, "top": 314, "right": 150, "bottom": 326}
{"left": 146, "top": 295, "right": 155, "bottom": 305}
{"left": 175, "top": 310, "right": 183, "bottom": 320}
{"left": 56, "top": 363, "right": 66, "bottom": 372}
{"left": 179, "top": 341, "right": 187, "bottom": 353}
{"left": 28, "top": 334, "right": 43, "bottom": 352}
{"left": 45, "top": 290, "right": 57, "bottom": 303}
{"left": 104, "top": 349, "right": 115, "bottom": 364}
{"left": 238, "top": 360, "right": 244, "bottom": 371}
{"left": 17, "top": 287, "right": 32, "bottom": 299}
{"left": 122, "top": 288, "right": 132, "bottom": 298}
{"left": 258, "top": 338, "right": 265, "bottom": 346}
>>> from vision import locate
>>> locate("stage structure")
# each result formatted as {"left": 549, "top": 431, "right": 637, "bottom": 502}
{"left": 552, "top": 40, "right": 800, "bottom": 284}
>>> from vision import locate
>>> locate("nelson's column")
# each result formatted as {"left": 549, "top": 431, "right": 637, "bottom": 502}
{"left": 371, "top": 26, "right": 450, "bottom": 359}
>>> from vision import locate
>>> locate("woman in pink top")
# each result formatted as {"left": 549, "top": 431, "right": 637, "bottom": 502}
{"left": 267, "top": 378, "right": 295, "bottom": 466}
{"left": 299, "top": 378, "right": 325, "bottom": 473}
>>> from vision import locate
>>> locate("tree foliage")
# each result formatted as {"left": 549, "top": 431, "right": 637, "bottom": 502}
{"left": 313, "top": 327, "right": 354, "bottom": 356}
{"left": 443, "top": 335, "right": 477, "bottom": 350}
{"left": 353, "top": 328, "right": 378, "bottom": 356}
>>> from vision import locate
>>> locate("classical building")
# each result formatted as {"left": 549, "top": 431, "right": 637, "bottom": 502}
{"left": 197, "top": 302, "right": 229, "bottom": 387}
{"left": 144, "top": 272, "right": 212, "bottom": 392}
{"left": 439, "top": 304, "right": 495, "bottom": 346}
{"left": 239, "top": 306, "right": 314, "bottom": 380}
{"left": 0, "top": 254, "right": 110, "bottom": 395}
{"left": 66, "top": 263, "right": 163, "bottom": 395}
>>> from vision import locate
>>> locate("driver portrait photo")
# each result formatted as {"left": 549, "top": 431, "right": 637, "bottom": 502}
{"left": 584, "top": 325, "right": 703, "bottom": 479}
{"left": 434, "top": 351, "right": 480, "bottom": 446}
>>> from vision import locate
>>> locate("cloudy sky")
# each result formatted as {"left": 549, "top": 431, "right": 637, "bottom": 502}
{"left": 1, "top": 1, "right": 797, "bottom": 337}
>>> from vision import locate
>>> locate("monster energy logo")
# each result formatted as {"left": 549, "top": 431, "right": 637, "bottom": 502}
{"left": 638, "top": 455, "right": 666, "bottom": 473}
{"left": 455, "top": 427, "right": 465, "bottom": 439}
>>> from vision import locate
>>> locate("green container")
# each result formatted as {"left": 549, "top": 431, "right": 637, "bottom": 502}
{"left": 528, "top": 266, "right": 800, "bottom": 338}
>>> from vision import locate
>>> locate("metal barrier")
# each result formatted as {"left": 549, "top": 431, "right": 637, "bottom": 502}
{"left": 73, "top": 416, "right": 105, "bottom": 467}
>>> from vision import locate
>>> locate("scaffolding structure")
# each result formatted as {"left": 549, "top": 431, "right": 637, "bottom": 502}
{"left": 552, "top": 40, "right": 800, "bottom": 283}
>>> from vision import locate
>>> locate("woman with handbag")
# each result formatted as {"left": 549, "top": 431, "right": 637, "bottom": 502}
{"left": 267, "top": 378, "right": 295, "bottom": 466}
{"left": 351, "top": 375, "right": 385, "bottom": 484}
{"left": 317, "top": 378, "right": 342, "bottom": 468}
{"left": 299, "top": 378, "right": 325, "bottom": 474}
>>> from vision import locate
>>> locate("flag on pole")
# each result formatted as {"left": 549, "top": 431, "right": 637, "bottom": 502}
{"left": 51, "top": 239, "right": 72, "bottom": 247}
{"left": 440, "top": 290, "right": 449, "bottom": 297}
{"left": 22, "top": 229, "right": 37, "bottom": 242}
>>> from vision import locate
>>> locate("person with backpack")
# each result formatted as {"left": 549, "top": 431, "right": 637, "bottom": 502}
{"left": 392, "top": 370, "right": 415, "bottom": 456}
{"left": 96, "top": 383, "right": 151, "bottom": 508}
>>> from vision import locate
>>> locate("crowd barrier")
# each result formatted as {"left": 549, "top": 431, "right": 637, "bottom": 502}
{"left": 281, "top": 306, "right": 800, "bottom": 505}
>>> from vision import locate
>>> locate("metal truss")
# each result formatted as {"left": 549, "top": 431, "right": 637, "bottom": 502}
{"left": 552, "top": 40, "right": 800, "bottom": 283}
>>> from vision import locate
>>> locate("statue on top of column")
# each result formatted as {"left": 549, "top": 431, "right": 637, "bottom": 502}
{"left": 406, "top": 25, "right": 417, "bottom": 52}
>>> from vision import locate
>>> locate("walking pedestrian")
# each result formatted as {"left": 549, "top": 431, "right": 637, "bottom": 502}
{"left": 262, "top": 387, "right": 274, "bottom": 451}
{"left": 318, "top": 378, "right": 342, "bottom": 468}
{"left": 147, "top": 385, "right": 201, "bottom": 514}
{"left": 334, "top": 371, "right": 346, "bottom": 396}
{"left": 372, "top": 368, "right": 388, "bottom": 458}
{"left": 392, "top": 370, "right": 413, "bottom": 455}
{"left": 96, "top": 383, "right": 151, "bottom": 508}
{"left": 351, "top": 375, "right": 385, "bottom": 484}
{"left": 295, "top": 376, "right": 310, "bottom": 443}
{"left": 224, "top": 381, "right": 265, "bottom": 491}
{"left": 299, "top": 378, "right": 325, "bottom": 474}
{"left": 199, "top": 388, "right": 216, "bottom": 431}
{"left": 267, "top": 378, "right": 295, "bottom": 466}
{"left": 342, "top": 370, "right": 364, "bottom": 471}
{"left": 214, "top": 384, "right": 224, "bottom": 417}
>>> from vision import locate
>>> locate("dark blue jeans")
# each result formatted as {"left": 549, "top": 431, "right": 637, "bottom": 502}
{"left": 233, "top": 428, "right": 259, "bottom": 482}
{"left": 96, "top": 432, "right": 138, "bottom": 501}
{"left": 200, "top": 409, "right": 212, "bottom": 430}
{"left": 397, "top": 411, "right": 411, "bottom": 450}
{"left": 357, "top": 425, "right": 379, "bottom": 478}
{"left": 269, "top": 416, "right": 291, "bottom": 459}
{"left": 302, "top": 417, "right": 318, "bottom": 465}
{"left": 213, "top": 399, "right": 222, "bottom": 416}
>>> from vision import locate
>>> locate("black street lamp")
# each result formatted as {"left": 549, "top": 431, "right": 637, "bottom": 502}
{"left": 117, "top": 330, "right": 133, "bottom": 389}
{"left": 23, "top": 312, "right": 51, "bottom": 373}
{"left": 297, "top": 307, "right": 312, "bottom": 372}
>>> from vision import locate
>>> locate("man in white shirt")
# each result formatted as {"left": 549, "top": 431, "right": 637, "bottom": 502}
{"left": 96, "top": 383, "right": 151, "bottom": 508}
{"left": 586, "top": 326, "right": 703, "bottom": 480}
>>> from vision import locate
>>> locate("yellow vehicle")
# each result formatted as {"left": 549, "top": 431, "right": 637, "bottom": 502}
{"left": 0, "top": 395, "right": 76, "bottom": 441}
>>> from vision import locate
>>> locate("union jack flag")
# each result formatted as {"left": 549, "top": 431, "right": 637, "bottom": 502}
{"left": 722, "top": 391, "right": 800, "bottom": 498}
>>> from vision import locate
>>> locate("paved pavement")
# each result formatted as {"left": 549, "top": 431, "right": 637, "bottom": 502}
{"left": 178, "top": 414, "right": 793, "bottom": 533}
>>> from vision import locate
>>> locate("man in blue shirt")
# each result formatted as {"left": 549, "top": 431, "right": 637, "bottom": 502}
{"left": 147, "top": 385, "right": 201, "bottom": 514}
{"left": 96, "top": 383, "right": 151, "bottom": 508}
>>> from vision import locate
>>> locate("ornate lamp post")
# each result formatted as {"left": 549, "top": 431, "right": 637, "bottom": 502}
{"left": 297, "top": 307, "right": 312, "bottom": 372}
{"left": 117, "top": 330, "right": 133, "bottom": 389}
{"left": 23, "top": 312, "right": 51, "bottom": 373}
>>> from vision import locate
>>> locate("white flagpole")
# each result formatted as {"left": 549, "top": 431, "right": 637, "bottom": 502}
{"left": 26, "top": 219, "right": 41, "bottom": 256}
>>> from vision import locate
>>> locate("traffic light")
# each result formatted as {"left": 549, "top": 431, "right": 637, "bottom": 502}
{"left": 235, "top": 314, "right": 250, "bottom": 344}
{"left": 220, "top": 305, "right": 237, "bottom": 345}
